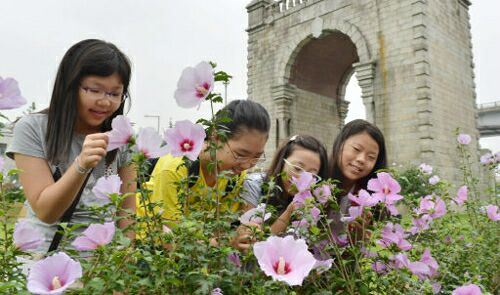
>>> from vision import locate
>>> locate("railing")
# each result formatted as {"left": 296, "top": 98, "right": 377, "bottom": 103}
{"left": 274, "top": 0, "right": 308, "bottom": 13}
{"left": 478, "top": 101, "right": 500, "bottom": 110}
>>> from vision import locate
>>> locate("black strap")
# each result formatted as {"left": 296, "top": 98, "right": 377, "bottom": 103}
{"left": 47, "top": 167, "right": 93, "bottom": 253}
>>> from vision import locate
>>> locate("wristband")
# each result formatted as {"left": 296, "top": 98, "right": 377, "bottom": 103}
{"left": 74, "top": 156, "right": 92, "bottom": 174}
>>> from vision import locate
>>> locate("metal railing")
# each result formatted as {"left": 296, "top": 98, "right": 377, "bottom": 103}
{"left": 273, "top": 0, "right": 308, "bottom": 13}
{"left": 478, "top": 101, "right": 500, "bottom": 109}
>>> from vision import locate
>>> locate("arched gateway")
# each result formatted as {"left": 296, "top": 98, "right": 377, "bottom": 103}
{"left": 246, "top": 0, "right": 479, "bottom": 181}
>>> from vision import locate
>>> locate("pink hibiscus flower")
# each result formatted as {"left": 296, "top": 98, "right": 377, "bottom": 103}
{"left": 27, "top": 252, "right": 82, "bottom": 295}
{"left": 174, "top": 61, "right": 214, "bottom": 109}
{"left": 0, "top": 76, "right": 27, "bottom": 110}
{"left": 253, "top": 236, "right": 316, "bottom": 286}
{"left": 92, "top": 174, "right": 122, "bottom": 201}
{"left": 136, "top": 127, "right": 169, "bottom": 159}
{"left": 107, "top": 115, "right": 135, "bottom": 151}
{"left": 71, "top": 222, "right": 116, "bottom": 251}
{"left": 485, "top": 205, "right": 500, "bottom": 221}
{"left": 164, "top": 120, "right": 206, "bottom": 161}
{"left": 453, "top": 185, "right": 468, "bottom": 206}
{"left": 13, "top": 220, "right": 43, "bottom": 251}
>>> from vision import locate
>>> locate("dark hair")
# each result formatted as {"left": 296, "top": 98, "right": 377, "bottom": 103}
{"left": 215, "top": 100, "right": 270, "bottom": 139}
{"left": 265, "top": 134, "right": 328, "bottom": 213}
{"left": 44, "top": 39, "right": 132, "bottom": 165}
{"left": 328, "top": 119, "right": 387, "bottom": 192}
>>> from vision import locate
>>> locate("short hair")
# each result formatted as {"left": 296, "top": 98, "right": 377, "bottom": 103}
{"left": 215, "top": 100, "right": 270, "bottom": 140}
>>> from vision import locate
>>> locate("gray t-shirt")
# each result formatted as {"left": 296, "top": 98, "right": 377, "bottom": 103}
{"left": 240, "top": 172, "right": 266, "bottom": 207}
{"left": 7, "top": 113, "right": 130, "bottom": 253}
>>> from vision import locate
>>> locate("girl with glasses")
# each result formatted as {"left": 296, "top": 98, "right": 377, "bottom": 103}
{"left": 7, "top": 39, "right": 136, "bottom": 253}
{"left": 141, "top": 99, "right": 270, "bottom": 224}
{"left": 238, "top": 134, "right": 328, "bottom": 239}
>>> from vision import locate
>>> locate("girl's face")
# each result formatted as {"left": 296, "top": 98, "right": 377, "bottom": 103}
{"left": 76, "top": 73, "right": 124, "bottom": 134}
{"left": 282, "top": 148, "right": 321, "bottom": 195}
{"left": 218, "top": 129, "right": 268, "bottom": 175}
{"left": 339, "top": 131, "right": 379, "bottom": 188}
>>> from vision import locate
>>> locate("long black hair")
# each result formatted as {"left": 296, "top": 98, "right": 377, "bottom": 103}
{"left": 328, "top": 119, "right": 387, "bottom": 192}
{"left": 44, "top": 39, "right": 132, "bottom": 165}
{"left": 265, "top": 134, "right": 328, "bottom": 213}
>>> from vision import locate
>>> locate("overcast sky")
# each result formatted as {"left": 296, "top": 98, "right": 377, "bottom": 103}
{"left": 1, "top": 0, "right": 498, "bottom": 152}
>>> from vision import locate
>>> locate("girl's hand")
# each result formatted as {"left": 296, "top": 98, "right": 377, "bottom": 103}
{"left": 232, "top": 224, "right": 258, "bottom": 252}
{"left": 78, "top": 133, "right": 109, "bottom": 170}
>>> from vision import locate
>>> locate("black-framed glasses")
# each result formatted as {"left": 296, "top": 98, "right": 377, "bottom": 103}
{"left": 283, "top": 159, "right": 321, "bottom": 182}
{"left": 80, "top": 86, "right": 124, "bottom": 103}
{"left": 226, "top": 142, "right": 266, "bottom": 164}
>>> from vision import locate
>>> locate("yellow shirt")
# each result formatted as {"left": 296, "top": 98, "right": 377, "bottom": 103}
{"left": 136, "top": 154, "right": 246, "bottom": 221}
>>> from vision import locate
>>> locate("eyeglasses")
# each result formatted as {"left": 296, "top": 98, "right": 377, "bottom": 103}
{"left": 226, "top": 142, "right": 266, "bottom": 164}
{"left": 80, "top": 86, "right": 124, "bottom": 103}
{"left": 283, "top": 159, "right": 321, "bottom": 182}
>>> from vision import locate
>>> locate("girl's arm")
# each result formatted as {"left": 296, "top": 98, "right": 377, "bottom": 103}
{"left": 117, "top": 163, "right": 137, "bottom": 235}
{"left": 270, "top": 202, "right": 296, "bottom": 235}
{"left": 14, "top": 133, "right": 108, "bottom": 224}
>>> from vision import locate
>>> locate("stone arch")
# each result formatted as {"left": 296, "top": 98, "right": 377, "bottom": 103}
{"left": 274, "top": 19, "right": 372, "bottom": 84}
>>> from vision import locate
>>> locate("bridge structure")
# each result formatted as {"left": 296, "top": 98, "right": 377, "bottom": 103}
{"left": 478, "top": 101, "right": 500, "bottom": 137}
{"left": 246, "top": 0, "right": 479, "bottom": 182}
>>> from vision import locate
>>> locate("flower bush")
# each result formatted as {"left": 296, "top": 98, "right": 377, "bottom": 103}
{"left": 0, "top": 67, "right": 499, "bottom": 295}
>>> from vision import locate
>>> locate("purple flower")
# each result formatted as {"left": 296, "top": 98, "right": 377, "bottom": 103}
{"left": 0, "top": 76, "right": 27, "bottom": 110}
{"left": 211, "top": 288, "right": 224, "bottom": 295}
{"left": 417, "top": 195, "right": 447, "bottom": 219}
{"left": 228, "top": 252, "right": 242, "bottom": 268}
{"left": 292, "top": 190, "right": 313, "bottom": 206}
{"left": 174, "top": 61, "right": 214, "bottom": 109}
{"left": 420, "top": 248, "right": 439, "bottom": 278}
{"left": 452, "top": 284, "right": 482, "bottom": 295}
{"left": 312, "top": 258, "right": 334, "bottom": 274}
{"left": 407, "top": 261, "right": 431, "bottom": 280}
{"left": 164, "top": 120, "right": 206, "bottom": 161}
{"left": 291, "top": 171, "right": 315, "bottom": 193}
{"left": 253, "top": 236, "right": 316, "bottom": 286}
{"left": 291, "top": 218, "right": 309, "bottom": 230}
{"left": 239, "top": 203, "right": 271, "bottom": 225}
{"left": 485, "top": 205, "right": 500, "bottom": 221}
{"left": 310, "top": 207, "right": 321, "bottom": 221}
{"left": 340, "top": 206, "right": 363, "bottom": 223}
{"left": 27, "top": 252, "right": 82, "bottom": 295}
{"left": 361, "top": 247, "right": 378, "bottom": 258}
{"left": 348, "top": 189, "right": 379, "bottom": 208}
{"left": 377, "top": 222, "right": 412, "bottom": 251}
{"left": 429, "top": 175, "right": 440, "bottom": 185}
{"left": 107, "top": 115, "right": 135, "bottom": 151}
{"left": 409, "top": 215, "right": 431, "bottom": 235}
{"left": 457, "top": 133, "right": 472, "bottom": 145}
{"left": 331, "top": 232, "right": 349, "bottom": 247}
{"left": 313, "top": 184, "right": 331, "bottom": 204}
{"left": 71, "top": 222, "right": 115, "bottom": 251}
{"left": 453, "top": 185, "right": 468, "bottom": 206}
{"left": 418, "top": 163, "right": 433, "bottom": 175}
{"left": 367, "top": 172, "right": 403, "bottom": 214}
{"left": 390, "top": 253, "right": 410, "bottom": 269}
{"left": 480, "top": 153, "right": 494, "bottom": 165}
{"left": 13, "top": 220, "right": 43, "bottom": 251}
{"left": 92, "top": 175, "right": 122, "bottom": 201}
{"left": 136, "top": 127, "right": 169, "bottom": 159}
{"left": 432, "top": 283, "right": 442, "bottom": 294}
{"left": 372, "top": 261, "right": 387, "bottom": 273}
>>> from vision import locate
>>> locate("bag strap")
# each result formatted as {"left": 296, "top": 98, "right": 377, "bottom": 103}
{"left": 47, "top": 167, "right": 93, "bottom": 253}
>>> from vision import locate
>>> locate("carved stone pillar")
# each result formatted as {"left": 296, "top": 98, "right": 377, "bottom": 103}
{"left": 353, "top": 61, "right": 376, "bottom": 123}
{"left": 271, "top": 84, "right": 296, "bottom": 146}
